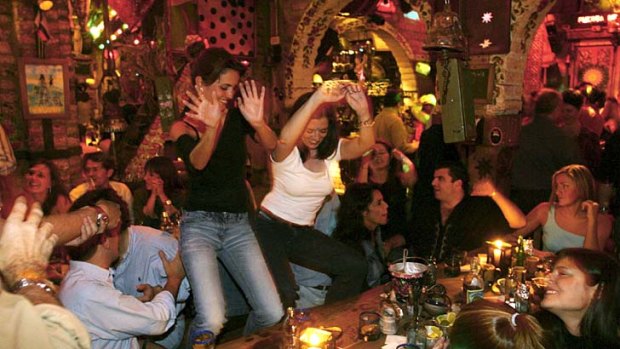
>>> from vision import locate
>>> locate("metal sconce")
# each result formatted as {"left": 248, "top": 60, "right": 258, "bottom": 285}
{"left": 38, "top": 0, "right": 54, "bottom": 11}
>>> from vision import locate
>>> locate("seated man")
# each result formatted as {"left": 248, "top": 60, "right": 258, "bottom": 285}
{"left": 70, "top": 152, "right": 134, "bottom": 222}
{"left": 410, "top": 161, "right": 526, "bottom": 261}
{"left": 113, "top": 224, "right": 191, "bottom": 349}
{"left": 59, "top": 189, "right": 184, "bottom": 349}
{"left": 0, "top": 197, "right": 90, "bottom": 349}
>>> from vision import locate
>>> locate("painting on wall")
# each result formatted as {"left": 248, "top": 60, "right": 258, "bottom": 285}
{"left": 18, "top": 58, "right": 70, "bottom": 119}
{"left": 571, "top": 43, "right": 614, "bottom": 91}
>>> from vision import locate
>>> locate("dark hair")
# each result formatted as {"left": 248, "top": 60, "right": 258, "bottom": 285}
{"left": 534, "top": 88, "right": 562, "bottom": 116}
{"left": 67, "top": 189, "right": 131, "bottom": 261}
{"left": 368, "top": 140, "right": 401, "bottom": 183}
{"left": 435, "top": 160, "right": 469, "bottom": 194}
{"left": 82, "top": 152, "right": 115, "bottom": 171}
{"left": 554, "top": 248, "right": 620, "bottom": 347}
{"left": 562, "top": 89, "right": 584, "bottom": 110}
{"left": 27, "top": 159, "right": 68, "bottom": 215}
{"left": 144, "top": 156, "right": 184, "bottom": 196}
{"left": 191, "top": 47, "right": 246, "bottom": 85}
{"left": 291, "top": 92, "right": 339, "bottom": 161}
{"left": 333, "top": 182, "right": 380, "bottom": 251}
{"left": 451, "top": 299, "right": 546, "bottom": 349}
{"left": 383, "top": 90, "right": 402, "bottom": 108}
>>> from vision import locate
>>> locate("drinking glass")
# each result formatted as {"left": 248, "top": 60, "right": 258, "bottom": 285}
{"left": 358, "top": 311, "right": 381, "bottom": 342}
{"left": 190, "top": 329, "right": 215, "bottom": 349}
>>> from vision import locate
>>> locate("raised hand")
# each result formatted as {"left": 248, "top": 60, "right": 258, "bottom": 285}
{"left": 581, "top": 200, "right": 599, "bottom": 221}
{"left": 237, "top": 80, "right": 266, "bottom": 127}
{"left": 0, "top": 196, "right": 58, "bottom": 284}
{"left": 184, "top": 87, "right": 224, "bottom": 129}
{"left": 471, "top": 179, "right": 498, "bottom": 197}
{"left": 315, "top": 80, "right": 349, "bottom": 104}
{"left": 344, "top": 83, "right": 370, "bottom": 118}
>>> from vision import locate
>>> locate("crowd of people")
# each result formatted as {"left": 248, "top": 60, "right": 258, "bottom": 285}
{"left": 0, "top": 46, "right": 619, "bottom": 349}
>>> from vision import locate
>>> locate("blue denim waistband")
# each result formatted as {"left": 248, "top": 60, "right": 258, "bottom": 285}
{"left": 183, "top": 210, "right": 248, "bottom": 223}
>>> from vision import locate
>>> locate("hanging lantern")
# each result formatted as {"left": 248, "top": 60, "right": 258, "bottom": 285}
{"left": 423, "top": 0, "right": 467, "bottom": 52}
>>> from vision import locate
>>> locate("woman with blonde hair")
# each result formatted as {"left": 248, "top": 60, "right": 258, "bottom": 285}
{"left": 441, "top": 299, "right": 546, "bottom": 349}
{"left": 513, "top": 164, "right": 612, "bottom": 253}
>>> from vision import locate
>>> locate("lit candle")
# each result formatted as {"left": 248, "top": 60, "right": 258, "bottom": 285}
{"left": 299, "top": 327, "right": 332, "bottom": 349}
{"left": 493, "top": 248, "right": 502, "bottom": 266}
{"left": 477, "top": 253, "right": 488, "bottom": 265}
{"left": 493, "top": 240, "right": 504, "bottom": 266}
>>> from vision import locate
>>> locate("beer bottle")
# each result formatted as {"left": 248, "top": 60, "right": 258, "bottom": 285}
{"left": 462, "top": 256, "right": 484, "bottom": 304}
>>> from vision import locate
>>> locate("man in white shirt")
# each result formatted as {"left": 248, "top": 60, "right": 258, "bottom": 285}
{"left": 113, "top": 225, "right": 191, "bottom": 349}
{"left": 70, "top": 152, "right": 134, "bottom": 222}
{"left": 60, "top": 189, "right": 185, "bottom": 349}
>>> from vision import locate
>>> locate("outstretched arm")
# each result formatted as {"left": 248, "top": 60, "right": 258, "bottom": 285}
{"left": 238, "top": 80, "right": 278, "bottom": 151}
{"left": 511, "top": 203, "right": 549, "bottom": 241}
{"left": 472, "top": 179, "right": 526, "bottom": 229}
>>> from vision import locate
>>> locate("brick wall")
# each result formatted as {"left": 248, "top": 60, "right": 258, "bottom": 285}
{"left": 1, "top": 0, "right": 82, "bottom": 190}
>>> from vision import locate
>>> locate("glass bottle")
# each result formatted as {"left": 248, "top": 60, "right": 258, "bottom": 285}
{"left": 160, "top": 211, "right": 173, "bottom": 233}
{"left": 514, "top": 281, "right": 530, "bottom": 313}
{"left": 514, "top": 235, "right": 526, "bottom": 267}
{"left": 504, "top": 267, "right": 516, "bottom": 303}
{"left": 425, "top": 257, "right": 438, "bottom": 287}
{"left": 282, "top": 307, "right": 300, "bottom": 349}
{"left": 462, "top": 256, "right": 484, "bottom": 304}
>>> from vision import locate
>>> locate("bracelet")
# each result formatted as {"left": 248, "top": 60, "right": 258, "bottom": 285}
{"left": 11, "top": 278, "right": 57, "bottom": 296}
{"left": 164, "top": 199, "right": 173, "bottom": 206}
{"left": 360, "top": 119, "right": 375, "bottom": 128}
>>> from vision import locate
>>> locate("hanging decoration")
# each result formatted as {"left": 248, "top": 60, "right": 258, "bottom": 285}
{"left": 108, "top": 0, "right": 155, "bottom": 29}
{"left": 462, "top": 0, "right": 512, "bottom": 55}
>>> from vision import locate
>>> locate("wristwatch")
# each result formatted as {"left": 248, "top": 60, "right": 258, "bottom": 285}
{"left": 12, "top": 278, "right": 57, "bottom": 296}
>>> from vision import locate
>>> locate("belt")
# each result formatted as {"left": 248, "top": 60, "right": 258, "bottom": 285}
{"left": 309, "top": 284, "right": 331, "bottom": 291}
{"left": 258, "top": 208, "right": 312, "bottom": 229}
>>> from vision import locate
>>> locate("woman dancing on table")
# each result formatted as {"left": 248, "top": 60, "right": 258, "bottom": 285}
{"left": 254, "top": 81, "right": 375, "bottom": 308}
{"left": 169, "top": 47, "right": 283, "bottom": 336}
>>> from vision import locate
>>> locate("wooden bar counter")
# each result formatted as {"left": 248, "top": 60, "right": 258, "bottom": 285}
{"left": 217, "top": 275, "right": 469, "bottom": 349}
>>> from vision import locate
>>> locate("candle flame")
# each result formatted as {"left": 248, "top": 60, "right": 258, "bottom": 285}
{"left": 494, "top": 240, "right": 503, "bottom": 249}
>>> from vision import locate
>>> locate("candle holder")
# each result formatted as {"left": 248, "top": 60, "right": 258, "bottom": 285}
{"left": 299, "top": 327, "right": 333, "bottom": 349}
{"left": 486, "top": 240, "right": 512, "bottom": 272}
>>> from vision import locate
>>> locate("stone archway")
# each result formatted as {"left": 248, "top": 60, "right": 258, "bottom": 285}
{"left": 329, "top": 16, "right": 425, "bottom": 95}
{"left": 284, "top": 0, "right": 432, "bottom": 105}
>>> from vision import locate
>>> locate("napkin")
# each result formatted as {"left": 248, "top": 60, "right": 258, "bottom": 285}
{"left": 381, "top": 334, "right": 407, "bottom": 349}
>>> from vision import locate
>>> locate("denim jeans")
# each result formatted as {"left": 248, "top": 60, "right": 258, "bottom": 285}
{"left": 180, "top": 210, "right": 283, "bottom": 336}
{"left": 254, "top": 212, "right": 367, "bottom": 308}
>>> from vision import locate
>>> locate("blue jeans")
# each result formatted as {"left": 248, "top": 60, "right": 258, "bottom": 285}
{"left": 254, "top": 212, "right": 367, "bottom": 308}
{"left": 180, "top": 211, "right": 283, "bottom": 336}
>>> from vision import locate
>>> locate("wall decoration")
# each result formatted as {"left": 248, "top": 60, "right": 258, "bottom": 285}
{"left": 462, "top": 0, "right": 512, "bottom": 55}
{"left": 572, "top": 43, "right": 614, "bottom": 91}
{"left": 18, "top": 58, "right": 70, "bottom": 119}
{"left": 197, "top": 0, "right": 256, "bottom": 57}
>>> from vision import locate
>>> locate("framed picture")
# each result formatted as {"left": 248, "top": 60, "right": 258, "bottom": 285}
{"left": 465, "top": 63, "right": 495, "bottom": 105}
{"left": 18, "top": 58, "right": 70, "bottom": 119}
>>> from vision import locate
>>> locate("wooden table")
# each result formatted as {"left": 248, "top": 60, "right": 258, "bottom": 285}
{"left": 218, "top": 275, "right": 468, "bottom": 349}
